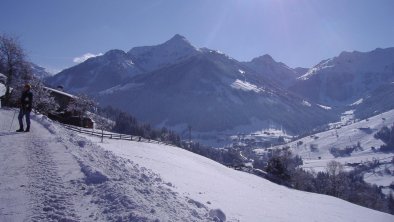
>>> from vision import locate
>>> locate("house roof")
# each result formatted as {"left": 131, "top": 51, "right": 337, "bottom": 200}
{"left": 44, "top": 86, "right": 76, "bottom": 99}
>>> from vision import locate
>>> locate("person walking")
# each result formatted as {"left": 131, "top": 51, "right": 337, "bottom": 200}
{"left": 16, "top": 84, "right": 33, "bottom": 132}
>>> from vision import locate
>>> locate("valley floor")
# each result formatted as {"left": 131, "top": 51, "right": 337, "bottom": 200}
{"left": 0, "top": 108, "right": 393, "bottom": 222}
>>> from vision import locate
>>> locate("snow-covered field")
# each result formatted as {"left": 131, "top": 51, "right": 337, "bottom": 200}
{"left": 1, "top": 108, "right": 393, "bottom": 221}
{"left": 255, "top": 109, "right": 394, "bottom": 192}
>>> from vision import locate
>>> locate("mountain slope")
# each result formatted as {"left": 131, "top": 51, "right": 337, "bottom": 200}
{"left": 79, "top": 117, "right": 394, "bottom": 222}
{"left": 98, "top": 51, "right": 333, "bottom": 134}
{"left": 46, "top": 34, "right": 201, "bottom": 94}
{"left": 30, "top": 63, "right": 52, "bottom": 79}
{"left": 255, "top": 109, "right": 394, "bottom": 194}
{"left": 243, "top": 54, "right": 300, "bottom": 88}
{"left": 127, "top": 34, "right": 200, "bottom": 72}
{"left": 353, "top": 81, "right": 394, "bottom": 119}
{"left": 290, "top": 47, "right": 394, "bottom": 106}
{"left": 46, "top": 35, "right": 339, "bottom": 139}
{"left": 46, "top": 49, "right": 141, "bottom": 93}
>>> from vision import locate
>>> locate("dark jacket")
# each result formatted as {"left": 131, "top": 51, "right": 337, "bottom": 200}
{"left": 21, "top": 90, "right": 33, "bottom": 112}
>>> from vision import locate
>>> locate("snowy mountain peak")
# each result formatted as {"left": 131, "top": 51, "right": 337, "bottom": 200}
{"left": 127, "top": 34, "right": 199, "bottom": 72}
{"left": 291, "top": 47, "right": 394, "bottom": 106}
{"left": 299, "top": 47, "right": 394, "bottom": 81}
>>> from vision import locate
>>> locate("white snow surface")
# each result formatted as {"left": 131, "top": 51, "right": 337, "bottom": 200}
{"left": 44, "top": 86, "right": 76, "bottom": 98}
{"left": 298, "top": 59, "right": 334, "bottom": 80}
{"left": 1, "top": 108, "right": 393, "bottom": 222}
{"left": 0, "top": 83, "right": 5, "bottom": 108}
{"left": 256, "top": 109, "right": 394, "bottom": 183}
{"left": 0, "top": 109, "right": 212, "bottom": 221}
{"left": 0, "top": 83, "right": 5, "bottom": 97}
{"left": 351, "top": 98, "right": 364, "bottom": 106}
{"left": 302, "top": 100, "right": 312, "bottom": 107}
{"left": 317, "top": 104, "right": 332, "bottom": 110}
{"left": 230, "top": 79, "right": 262, "bottom": 93}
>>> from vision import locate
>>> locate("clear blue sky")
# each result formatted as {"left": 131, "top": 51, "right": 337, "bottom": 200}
{"left": 1, "top": 0, "right": 394, "bottom": 73}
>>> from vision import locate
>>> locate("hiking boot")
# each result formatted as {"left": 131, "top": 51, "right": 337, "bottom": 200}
{"left": 16, "top": 129, "right": 24, "bottom": 132}
{"left": 24, "top": 127, "right": 30, "bottom": 132}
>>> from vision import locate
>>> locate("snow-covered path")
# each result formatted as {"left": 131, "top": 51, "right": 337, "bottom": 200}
{"left": 0, "top": 109, "right": 83, "bottom": 221}
{"left": 0, "top": 109, "right": 213, "bottom": 221}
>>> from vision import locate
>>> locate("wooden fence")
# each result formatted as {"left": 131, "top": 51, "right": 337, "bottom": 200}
{"left": 61, "top": 123, "right": 178, "bottom": 147}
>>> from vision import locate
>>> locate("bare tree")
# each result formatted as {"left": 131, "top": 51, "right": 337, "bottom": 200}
{"left": 0, "top": 34, "right": 31, "bottom": 105}
{"left": 31, "top": 78, "right": 59, "bottom": 114}
{"left": 326, "top": 160, "right": 344, "bottom": 197}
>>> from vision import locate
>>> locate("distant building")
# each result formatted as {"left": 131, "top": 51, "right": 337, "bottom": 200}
{"left": 44, "top": 87, "right": 76, "bottom": 111}
{"left": 44, "top": 87, "right": 94, "bottom": 128}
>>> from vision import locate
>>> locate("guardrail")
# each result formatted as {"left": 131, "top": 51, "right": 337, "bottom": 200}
{"left": 61, "top": 123, "right": 178, "bottom": 147}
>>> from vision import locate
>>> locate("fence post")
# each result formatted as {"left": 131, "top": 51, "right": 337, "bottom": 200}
{"left": 101, "top": 129, "right": 104, "bottom": 143}
{"left": 130, "top": 135, "right": 133, "bottom": 141}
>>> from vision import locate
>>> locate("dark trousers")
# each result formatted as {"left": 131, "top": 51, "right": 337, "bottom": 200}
{"left": 18, "top": 109, "right": 31, "bottom": 130}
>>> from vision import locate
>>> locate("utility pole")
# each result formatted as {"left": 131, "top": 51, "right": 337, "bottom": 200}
{"left": 188, "top": 125, "right": 192, "bottom": 143}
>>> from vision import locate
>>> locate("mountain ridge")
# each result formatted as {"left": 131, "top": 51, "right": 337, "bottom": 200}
{"left": 45, "top": 35, "right": 393, "bottom": 142}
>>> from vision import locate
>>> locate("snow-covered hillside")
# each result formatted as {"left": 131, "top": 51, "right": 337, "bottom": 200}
{"left": 290, "top": 47, "right": 394, "bottom": 106}
{"left": 97, "top": 49, "right": 333, "bottom": 137}
{"left": 30, "top": 63, "right": 52, "bottom": 79}
{"left": 127, "top": 34, "right": 200, "bottom": 72}
{"left": 0, "top": 109, "right": 212, "bottom": 221}
{"left": 46, "top": 49, "right": 142, "bottom": 93}
{"left": 255, "top": 109, "right": 394, "bottom": 193}
{"left": 242, "top": 54, "right": 300, "bottom": 88}
{"left": 1, "top": 108, "right": 393, "bottom": 221}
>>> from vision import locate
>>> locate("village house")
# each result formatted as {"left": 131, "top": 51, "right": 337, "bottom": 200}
{"left": 45, "top": 86, "right": 94, "bottom": 128}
